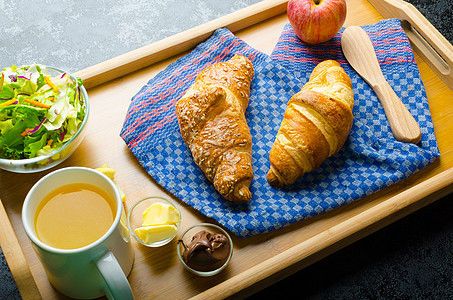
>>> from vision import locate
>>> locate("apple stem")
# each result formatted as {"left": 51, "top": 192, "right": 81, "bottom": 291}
{"left": 314, "top": 0, "right": 322, "bottom": 4}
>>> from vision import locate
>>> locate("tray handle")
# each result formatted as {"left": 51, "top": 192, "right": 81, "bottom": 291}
{"left": 0, "top": 199, "right": 42, "bottom": 299}
{"left": 368, "top": 0, "right": 453, "bottom": 91}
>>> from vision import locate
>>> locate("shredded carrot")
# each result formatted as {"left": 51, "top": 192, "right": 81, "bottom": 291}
{"left": 47, "top": 139, "right": 53, "bottom": 146}
{"left": 23, "top": 98, "right": 50, "bottom": 109}
{"left": 20, "top": 128, "right": 33, "bottom": 137}
{"left": 46, "top": 96, "right": 55, "bottom": 101}
{"left": 44, "top": 76, "right": 59, "bottom": 93}
{"left": 0, "top": 99, "right": 17, "bottom": 107}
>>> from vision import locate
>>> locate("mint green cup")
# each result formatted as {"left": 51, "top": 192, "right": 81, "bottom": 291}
{"left": 22, "top": 167, "right": 135, "bottom": 299}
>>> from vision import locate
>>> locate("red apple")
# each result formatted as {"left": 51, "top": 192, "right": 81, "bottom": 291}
{"left": 287, "top": 0, "right": 347, "bottom": 44}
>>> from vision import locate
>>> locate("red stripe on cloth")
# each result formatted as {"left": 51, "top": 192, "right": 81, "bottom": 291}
{"left": 128, "top": 114, "right": 178, "bottom": 150}
{"left": 271, "top": 53, "right": 348, "bottom": 65}
{"left": 209, "top": 38, "right": 247, "bottom": 63}
{"left": 236, "top": 46, "right": 259, "bottom": 61}
{"left": 273, "top": 44, "right": 344, "bottom": 56}
{"left": 380, "top": 57, "right": 415, "bottom": 65}
{"left": 367, "top": 27, "right": 405, "bottom": 37}
{"left": 373, "top": 37, "right": 410, "bottom": 47}
{"left": 278, "top": 35, "right": 342, "bottom": 47}
{"left": 121, "top": 75, "right": 196, "bottom": 138}
{"left": 122, "top": 95, "right": 180, "bottom": 139}
{"left": 375, "top": 46, "right": 414, "bottom": 56}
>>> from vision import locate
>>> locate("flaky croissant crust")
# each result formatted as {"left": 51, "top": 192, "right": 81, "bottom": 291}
{"left": 175, "top": 55, "right": 255, "bottom": 202}
{"left": 267, "top": 60, "right": 354, "bottom": 187}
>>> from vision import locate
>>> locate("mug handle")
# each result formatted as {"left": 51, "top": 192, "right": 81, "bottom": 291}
{"left": 95, "top": 251, "right": 134, "bottom": 300}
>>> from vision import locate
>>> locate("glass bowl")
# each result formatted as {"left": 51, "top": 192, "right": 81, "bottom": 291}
{"left": 0, "top": 66, "right": 89, "bottom": 173}
{"left": 177, "top": 223, "right": 233, "bottom": 277}
{"left": 127, "top": 196, "right": 181, "bottom": 247}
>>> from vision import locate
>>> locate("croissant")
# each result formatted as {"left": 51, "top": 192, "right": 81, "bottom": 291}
{"left": 175, "top": 55, "right": 255, "bottom": 202}
{"left": 267, "top": 60, "right": 354, "bottom": 187}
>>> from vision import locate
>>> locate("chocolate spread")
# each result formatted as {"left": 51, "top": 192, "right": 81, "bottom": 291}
{"left": 179, "top": 230, "right": 230, "bottom": 272}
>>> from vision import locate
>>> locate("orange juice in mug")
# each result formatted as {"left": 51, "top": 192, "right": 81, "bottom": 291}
{"left": 22, "top": 167, "right": 135, "bottom": 300}
{"left": 35, "top": 183, "right": 116, "bottom": 250}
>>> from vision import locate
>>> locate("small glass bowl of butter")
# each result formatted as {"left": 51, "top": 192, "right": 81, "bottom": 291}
{"left": 127, "top": 196, "right": 181, "bottom": 247}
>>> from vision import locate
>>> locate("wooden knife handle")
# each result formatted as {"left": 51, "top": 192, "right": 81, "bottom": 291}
{"left": 372, "top": 81, "right": 421, "bottom": 144}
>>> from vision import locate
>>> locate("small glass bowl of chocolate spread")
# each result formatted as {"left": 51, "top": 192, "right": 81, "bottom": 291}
{"left": 127, "top": 196, "right": 181, "bottom": 247}
{"left": 177, "top": 223, "right": 233, "bottom": 276}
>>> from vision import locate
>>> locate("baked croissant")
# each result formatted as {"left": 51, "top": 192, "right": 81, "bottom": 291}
{"left": 175, "top": 55, "right": 255, "bottom": 202}
{"left": 267, "top": 60, "right": 354, "bottom": 187}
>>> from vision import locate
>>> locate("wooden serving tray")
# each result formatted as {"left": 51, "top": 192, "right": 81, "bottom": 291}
{"left": 1, "top": 0, "right": 453, "bottom": 299}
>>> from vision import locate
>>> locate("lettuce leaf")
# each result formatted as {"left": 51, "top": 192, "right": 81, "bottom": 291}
{"left": 0, "top": 106, "right": 45, "bottom": 158}
{"left": 0, "top": 119, "right": 13, "bottom": 134}
{"left": 0, "top": 84, "right": 15, "bottom": 100}
{"left": 24, "top": 132, "right": 48, "bottom": 158}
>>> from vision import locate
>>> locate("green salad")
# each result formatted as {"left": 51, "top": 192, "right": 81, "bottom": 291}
{"left": 0, "top": 64, "right": 86, "bottom": 160}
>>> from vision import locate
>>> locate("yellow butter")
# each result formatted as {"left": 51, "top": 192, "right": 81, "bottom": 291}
{"left": 119, "top": 207, "right": 129, "bottom": 238}
{"left": 142, "top": 202, "right": 179, "bottom": 226}
{"left": 95, "top": 167, "right": 116, "bottom": 180}
{"left": 134, "top": 225, "right": 177, "bottom": 244}
{"left": 95, "top": 163, "right": 126, "bottom": 202}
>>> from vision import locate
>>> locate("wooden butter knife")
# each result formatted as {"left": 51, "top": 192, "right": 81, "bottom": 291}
{"left": 341, "top": 26, "right": 421, "bottom": 144}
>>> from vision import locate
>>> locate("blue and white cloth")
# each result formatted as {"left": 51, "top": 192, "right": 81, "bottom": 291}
{"left": 120, "top": 19, "right": 439, "bottom": 238}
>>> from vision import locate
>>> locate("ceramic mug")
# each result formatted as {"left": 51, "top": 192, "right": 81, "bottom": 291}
{"left": 22, "top": 167, "right": 135, "bottom": 299}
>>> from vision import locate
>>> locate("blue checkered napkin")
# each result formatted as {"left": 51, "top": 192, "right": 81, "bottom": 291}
{"left": 120, "top": 21, "right": 438, "bottom": 238}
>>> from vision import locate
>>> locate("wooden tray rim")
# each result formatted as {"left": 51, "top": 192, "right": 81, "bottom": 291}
{"left": 1, "top": 0, "right": 452, "bottom": 299}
